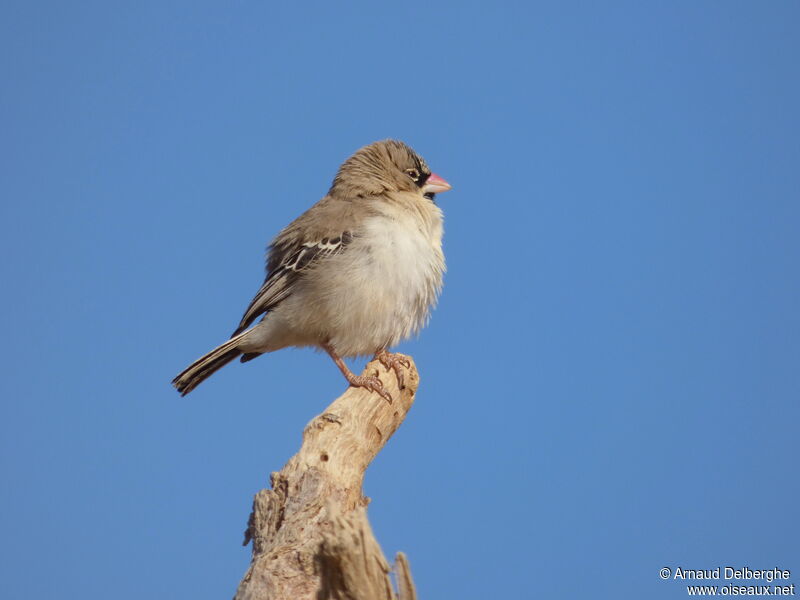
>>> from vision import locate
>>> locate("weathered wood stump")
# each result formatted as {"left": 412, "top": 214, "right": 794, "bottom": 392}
{"left": 234, "top": 355, "right": 419, "bottom": 600}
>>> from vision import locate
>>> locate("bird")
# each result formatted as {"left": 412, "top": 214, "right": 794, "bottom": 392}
{"left": 172, "top": 139, "right": 452, "bottom": 400}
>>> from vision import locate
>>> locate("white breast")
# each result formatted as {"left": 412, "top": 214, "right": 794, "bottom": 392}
{"left": 311, "top": 201, "right": 445, "bottom": 356}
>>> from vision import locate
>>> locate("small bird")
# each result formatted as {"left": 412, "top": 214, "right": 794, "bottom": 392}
{"left": 172, "top": 140, "right": 451, "bottom": 400}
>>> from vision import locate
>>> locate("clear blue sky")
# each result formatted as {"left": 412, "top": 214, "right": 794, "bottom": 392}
{"left": 2, "top": 2, "right": 798, "bottom": 598}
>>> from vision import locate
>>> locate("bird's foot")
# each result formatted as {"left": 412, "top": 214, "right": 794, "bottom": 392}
{"left": 323, "top": 342, "right": 394, "bottom": 403}
{"left": 375, "top": 350, "right": 411, "bottom": 390}
{"left": 346, "top": 372, "right": 393, "bottom": 403}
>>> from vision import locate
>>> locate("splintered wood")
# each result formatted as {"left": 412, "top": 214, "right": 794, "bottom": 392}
{"left": 234, "top": 355, "right": 420, "bottom": 600}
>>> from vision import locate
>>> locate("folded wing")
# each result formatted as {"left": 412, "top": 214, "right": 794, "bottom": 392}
{"left": 231, "top": 232, "right": 353, "bottom": 336}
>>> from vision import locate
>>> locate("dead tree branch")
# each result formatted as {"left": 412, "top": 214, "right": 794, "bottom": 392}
{"left": 234, "top": 355, "right": 419, "bottom": 600}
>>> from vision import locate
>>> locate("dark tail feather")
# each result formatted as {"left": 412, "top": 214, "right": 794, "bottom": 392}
{"left": 240, "top": 352, "right": 262, "bottom": 363}
{"left": 172, "top": 333, "right": 245, "bottom": 396}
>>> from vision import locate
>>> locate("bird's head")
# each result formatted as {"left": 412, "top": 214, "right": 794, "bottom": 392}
{"left": 329, "top": 140, "right": 452, "bottom": 201}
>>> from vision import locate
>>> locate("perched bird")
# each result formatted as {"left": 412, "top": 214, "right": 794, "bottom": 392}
{"left": 172, "top": 140, "right": 451, "bottom": 400}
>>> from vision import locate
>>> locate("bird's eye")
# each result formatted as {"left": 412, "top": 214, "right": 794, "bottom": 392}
{"left": 405, "top": 168, "right": 420, "bottom": 182}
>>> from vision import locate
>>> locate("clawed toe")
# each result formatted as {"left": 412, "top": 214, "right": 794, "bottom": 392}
{"left": 349, "top": 374, "right": 393, "bottom": 403}
{"left": 322, "top": 342, "right": 398, "bottom": 403}
{"left": 376, "top": 350, "right": 410, "bottom": 389}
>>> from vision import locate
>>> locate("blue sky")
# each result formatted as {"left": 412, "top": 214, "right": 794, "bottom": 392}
{"left": 1, "top": 2, "right": 798, "bottom": 598}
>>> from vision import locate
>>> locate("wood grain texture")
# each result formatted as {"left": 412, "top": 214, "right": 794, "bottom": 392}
{"left": 234, "top": 355, "right": 419, "bottom": 600}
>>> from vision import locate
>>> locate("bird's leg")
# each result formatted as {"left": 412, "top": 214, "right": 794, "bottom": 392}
{"left": 375, "top": 349, "right": 411, "bottom": 390}
{"left": 322, "top": 343, "right": 392, "bottom": 403}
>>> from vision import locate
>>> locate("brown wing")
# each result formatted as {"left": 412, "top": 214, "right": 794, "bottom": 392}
{"left": 231, "top": 231, "right": 353, "bottom": 336}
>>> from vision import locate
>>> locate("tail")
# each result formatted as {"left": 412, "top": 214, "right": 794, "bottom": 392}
{"left": 172, "top": 332, "right": 247, "bottom": 396}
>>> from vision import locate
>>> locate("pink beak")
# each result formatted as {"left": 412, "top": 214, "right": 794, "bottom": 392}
{"left": 423, "top": 172, "right": 452, "bottom": 195}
